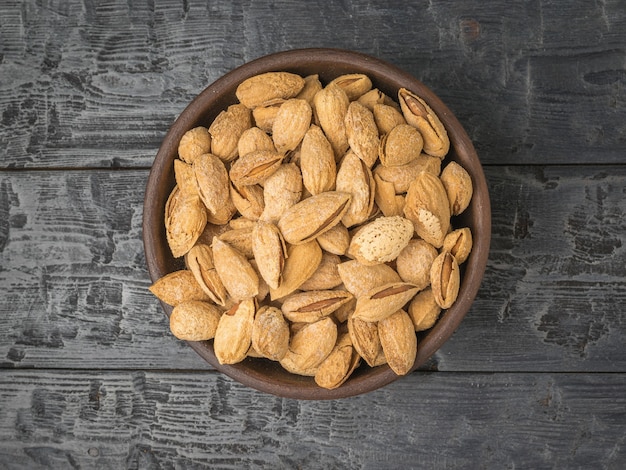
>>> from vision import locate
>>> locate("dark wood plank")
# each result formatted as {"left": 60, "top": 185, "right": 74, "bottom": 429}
{"left": 0, "top": 169, "right": 209, "bottom": 370}
{"left": 1, "top": 166, "right": 625, "bottom": 372}
{"left": 0, "top": 0, "right": 247, "bottom": 169}
{"left": 1, "top": 0, "right": 625, "bottom": 168}
{"left": 440, "top": 165, "right": 626, "bottom": 371}
{"left": 0, "top": 370, "right": 624, "bottom": 469}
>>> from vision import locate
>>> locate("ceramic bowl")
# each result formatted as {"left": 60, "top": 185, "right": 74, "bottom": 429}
{"left": 143, "top": 48, "right": 491, "bottom": 399}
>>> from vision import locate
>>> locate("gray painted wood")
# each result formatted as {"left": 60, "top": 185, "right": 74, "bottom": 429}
{"left": 1, "top": 0, "right": 625, "bottom": 168}
{"left": 1, "top": 0, "right": 626, "bottom": 467}
{"left": 0, "top": 371, "right": 625, "bottom": 469}
{"left": 1, "top": 166, "right": 624, "bottom": 372}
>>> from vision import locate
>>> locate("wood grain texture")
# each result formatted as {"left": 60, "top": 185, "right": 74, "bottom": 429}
{"left": 0, "top": 370, "right": 624, "bottom": 469}
{"left": 1, "top": 1, "right": 626, "bottom": 465}
{"left": 1, "top": 166, "right": 624, "bottom": 372}
{"left": 1, "top": 0, "right": 625, "bottom": 168}
{"left": 0, "top": 169, "right": 209, "bottom": 370}
{"left": 443, "top": 165, "right": 626, "bottom": 372}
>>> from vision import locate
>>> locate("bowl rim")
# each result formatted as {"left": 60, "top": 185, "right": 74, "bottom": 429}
{"left": 143, "top": 47, "right": 491, "bottom": 400}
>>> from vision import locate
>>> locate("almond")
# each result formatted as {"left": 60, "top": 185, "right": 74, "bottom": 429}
{"left": 347, "top": 216, "right": 414, "bottom": 265}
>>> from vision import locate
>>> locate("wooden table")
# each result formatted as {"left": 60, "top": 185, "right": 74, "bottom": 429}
{"left": 1, "top": 1, "right": 625, "bottom": 468}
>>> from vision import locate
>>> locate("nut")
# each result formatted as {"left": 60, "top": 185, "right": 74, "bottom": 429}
{"left": 315, "top": 223, "right": 350, "bottom": 255}
{"left": 347, "top": 314, "right": 382, "bottom": 367}
{"left": 352, "top": 282, "right": 420, "bottom": 322}
{"left": 229, "top": 149, "right": 284, "bottom": 187}
{"left": 378, "top": 309, "right": 417, "bottom": 376}
{"left": 372, "top": 103, "right": 406, "bottom": 135}
{"left": 373, "top": 173, "right": 405, "bottom": 217}
{"left": 272, "top": 99, "right": 312, "bottom": 154}
{"left": 396, "top": 239, "right": 439, "bottom": 290}
{"left": 442, "top": 227, "right": 473, "bottom": 264}
{"left": 296, "top": 74, "right": 323, "bottom": 104}
{"left": 281, "top": 289, "right": 353, "bottom": 323}
{"left": 300, "top": 124, "right": 337, "bottom": 195}
{"left": 430, "top": 252, "right": 460, "bottom": 309}
{"left": 337, "top": 260, "right": 401, "bottom": 298}
{"left": 236, "top": 72, "right": 305, "bottom": 108}
{"left": 277, "top": 191, "right": 351, "bottom": 245}
{"left": 230, "top": 183, "right": 265, "bottom": 221}
{"left": 149, "top": 269, "right": 212, "bottom": 306}
{"left": 373, "top": 153, "right": 441, "bottom": 194}
{"left": 184, "top": 244, "right": 229, "bottom": 306}
{"left": 251, "top": 306, "right": 290, "bottom": 361}
{"left": 251, "top": 220, "right": 287, "bottom": 290}
{"left": 408, "top": 288, "right": 441, "bottom": 331}
{"left": 209, "top": 104, "right": 252, "bottom": 162}
{"left": 313, "top": 82, "right": 350, "bottom": 159}
{"left": 315, "top": 333, "right": 360, "bottom": 389}
{"left": 151, "top": 70, "right": 476, "bottom": 388}
{"left": 398, "top": 87, "right": 449, "bottom": 158}
{"left": 298, "top": 252, "right": 343, "bottom": 291}
{"left": 269, "top": 240, "right": 322, "bottom": 300}
{"left": 280, "top": 316, "right": 338, "bottom": 372}
{"left": 194, "top": 153, "right": 236, "bottom": 225}
{"left": 178, "top": 126, "right": 212, "bottom": 164}
{"left": 378, "top": 124, "right": 423, "bottom": 167}
{"left": 335, "top": 150, "right": 376, "bottom": 228}
{"left": 212, "top": 237, "right": 259, "bottom": 302}
{"left": 344, "top": 101, "right": 380, "bottom": 168}
{"left": 347, "top": 216, "right": 414, "bottom": 265}
{"left": 214, "top": 299, "right": 255, "bottom": 365}
{"left": 170, "top": 301, "right": 222, "bottom": 341}
{"left": 440, "top": 161, "right": 473, "bottom": 215}
{"left": 260, "top": 163, "right": 303, "bottom": 223}
{"left": 164, "top": 186, "right": 207, "bottom": 258}
{"left": 237, "top": 126, "right": 276, "bottom": 157}
{"left": 403, "top": 171, "right": 451, "bottom": 248}
{"left": 329, "top": 73, "right": 373, "bottom": 101}
{"left": 218, "top": 227, "right": 254, "bottom": 259}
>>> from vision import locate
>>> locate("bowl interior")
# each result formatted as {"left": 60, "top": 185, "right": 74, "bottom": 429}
{"left": 143, "top": 48, "right": 491, "bottom": 400}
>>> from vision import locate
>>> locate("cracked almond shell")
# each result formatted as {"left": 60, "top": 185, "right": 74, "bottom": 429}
{"left": 398, "top": 87, "right": 449, "bottom": 158}
{"left": 315, "top": 333, "right": 360, "bottom": 390}
{"left": 270, "top": 240, "right": 323, "bottom": 300}
{"left": 149, "top": 269, "right": 212, "bottom": 306}
{"left": 279, "top": 316, "right": 338, "bottom": 372}
{"left": 440, "top": 161, "right": 473, "bottom": 216}
{"left": 277, "top": 191, "right": 352, "bottom": 245}
{"left": 337, "top": 260, "right": 401, "bottom": 299}
{"left": 352, "top": 282, "right": 420, "bottom": 322}
{"left": 251, "top": 306, "right": 290, "bottom": 361}
{"left": 403, "top": 171, "right": 451, "bottom": 248}
{"left": 251, "top": 220, "right": 287, "bottom": 290}
{"left": 209, "top": 103, "right": 252, "bottom": 162}
{"left": 212, "top": 237, "right": 259, "bottom": 302}
{"left": 430, "top": 251, "right": 460, "bottom": 309}
{"left": 214, "top": 299, "right": 255, "bottom": 365}
{"left": 165, "top": 186, "right": 207, "bottom": 258}
{"left": 184, "top": 244, "right": 229, "bottom": 306}
{"left": 378, "top": 309, "right": 417, "bottom": 376}
{"left": 281, "top": 289, "right": 353, "bottom": 323}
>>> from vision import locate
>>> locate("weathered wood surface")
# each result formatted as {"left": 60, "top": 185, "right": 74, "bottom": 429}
{"left": 1, "top": 166, "right": 624, "bottom": 372}
{"left": 2, "top": 0, "right": 626, "bottom": 468}
{"left": 1, "top": 0, "right": 625, "bottom": 168}
{"left": 0, "top": 371, "right": 624, "bottom": 469}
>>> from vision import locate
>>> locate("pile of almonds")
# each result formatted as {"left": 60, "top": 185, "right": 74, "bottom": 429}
{"left": 149, "top": 71, "right": 474, "bottom": 389}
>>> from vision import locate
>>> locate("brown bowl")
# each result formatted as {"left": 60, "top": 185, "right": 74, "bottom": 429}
{"left": 143, "top": 48, "right": 491, "bottom": 400}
